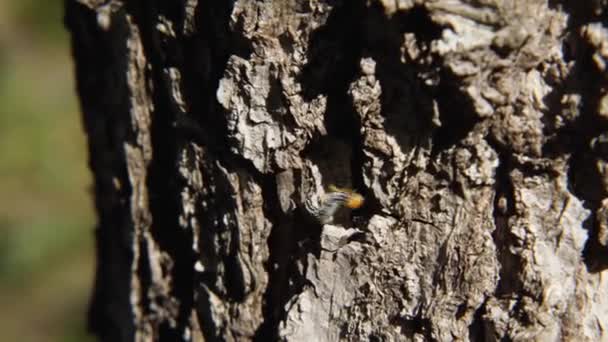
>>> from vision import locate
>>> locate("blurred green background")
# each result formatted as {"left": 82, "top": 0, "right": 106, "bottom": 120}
{"left": 0, "top": 0, "right": 95, "bottom": 341}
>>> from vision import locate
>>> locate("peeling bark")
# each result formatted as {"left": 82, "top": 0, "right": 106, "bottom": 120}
{"left": 66, "top": 0, "right": 608, "bottom": 341}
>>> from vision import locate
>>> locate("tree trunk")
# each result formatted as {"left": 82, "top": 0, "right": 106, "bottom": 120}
{"left": 65, "top": 0, "right": 608, "bottom": 341}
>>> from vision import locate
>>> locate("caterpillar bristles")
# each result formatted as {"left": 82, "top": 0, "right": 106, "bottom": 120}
{"left": 304, "top": 185, "right": 364, "bottom": 224}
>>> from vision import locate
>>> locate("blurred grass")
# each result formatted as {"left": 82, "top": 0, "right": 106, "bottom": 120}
{"left": 0, "top": 0, "right": 95, "bottom": 341}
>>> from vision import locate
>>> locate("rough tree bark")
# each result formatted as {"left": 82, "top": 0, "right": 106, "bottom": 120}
{"left": 66, "top": 0, "right": 608, "bottom": 341}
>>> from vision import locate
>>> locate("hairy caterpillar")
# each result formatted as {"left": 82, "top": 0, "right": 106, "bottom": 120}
{"left": 304, "top": 185, "right": 364, "bottom": 224}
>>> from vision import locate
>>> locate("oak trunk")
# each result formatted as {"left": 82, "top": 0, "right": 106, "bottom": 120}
{"left": 66, "top": 0, "right": 608, "bottom": 341}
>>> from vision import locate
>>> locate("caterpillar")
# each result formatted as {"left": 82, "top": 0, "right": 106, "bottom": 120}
{"left": 304, "top": 185, "right": 364, "bottom": 224}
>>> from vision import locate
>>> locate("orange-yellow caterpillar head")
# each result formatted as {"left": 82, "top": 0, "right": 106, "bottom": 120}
{"left": 345, "top": 193, "right": 364, "bottom": 209}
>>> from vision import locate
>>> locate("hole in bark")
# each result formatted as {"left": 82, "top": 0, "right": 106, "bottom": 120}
{"left": 548, "top": 0, "right": 608, "bottom": 27}
{"left": 364, "top": 3, "right": 439, "bottom": 155}
{"left": 364, "top": 2, "right": 441, "bottom": 159}
{"left": 391, "top": 315, "right": 433, "bottom": 339}
{"left": 468, "top": 300, "right": 487, "bottom": 342}
{"left": 305, "top": 137, "right": 354, "bottom": 188}
{"left": 432, "top": 72, "right": 480, "bottom": 155}
{"left": 455, "top": 303, "right": 467, "bottom": 319}
{"left": 298, "top": 0, "right": 365, "bottom": 101}
{"left": 394, "top": 4, "right": 443, "bottom": 41}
